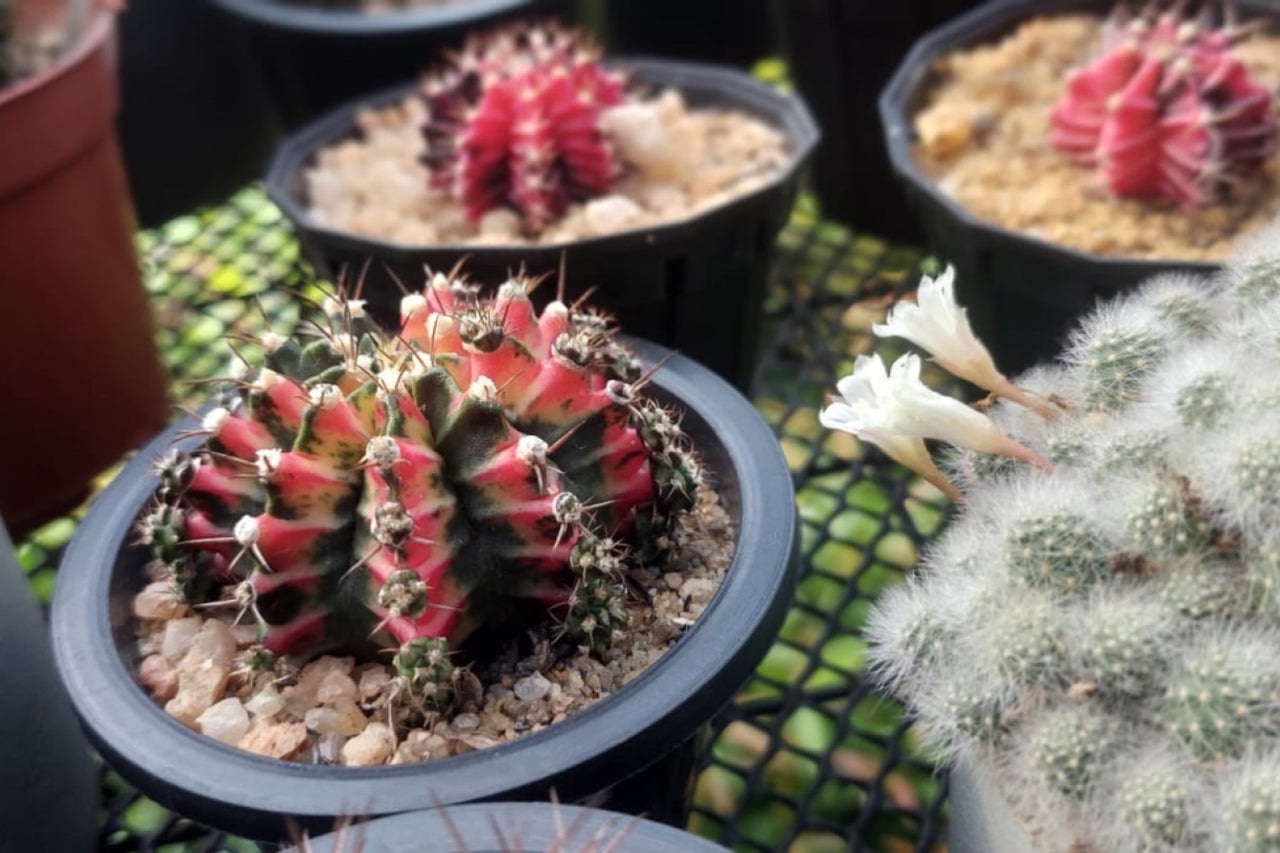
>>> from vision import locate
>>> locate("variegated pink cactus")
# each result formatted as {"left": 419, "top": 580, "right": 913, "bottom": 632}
{"left": 140, "top": 273, "right": 699, "bottom": 701}
{"left": 1049, "top": 4, "right": 1277, "bottom": 205}
{"left": 421, "top": 24, "right": 626, "bottom": 231}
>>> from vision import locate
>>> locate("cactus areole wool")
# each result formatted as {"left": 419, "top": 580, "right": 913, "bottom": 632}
{"left": 49, "top": 290, "right": 798, "bottom": 840}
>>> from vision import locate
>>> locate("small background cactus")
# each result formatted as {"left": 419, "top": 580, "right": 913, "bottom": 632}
{"left": 420, "top": 23, "right": 625, "bottom": 232}
{"left": 869, "top": 223, "right": 1280, "bottom": 850}
{"left": 1049, "top": 3, "right": 1278, "bottom": 205}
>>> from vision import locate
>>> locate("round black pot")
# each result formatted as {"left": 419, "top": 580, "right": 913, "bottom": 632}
{"left": 781, "top": 0, "right": 986, "bottom": 240}
{"left": 49, "top": 339, "right": 800, "bottom": 842}
{"left": 0, "top": 521, "right": 98, "bottom": 853}
{"left": 264, "top": 59, "right": 818, "bottom": 392}
{"left": 878, "top": 0, "right": 1256, "bottom": 376}
{"left": 288, "top": 802, "right": 728, "bottom": 852}
{"left": 206, "top": 0, "right": 573, "bottom": 129}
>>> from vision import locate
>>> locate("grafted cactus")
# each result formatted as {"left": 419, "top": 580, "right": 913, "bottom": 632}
{"left": 420, "top": 23, "right": 625, "bottom": 230}
{"left": 140, "top": 272, "right": 699, "bottom": 704}
{"left": 1049, "top": 3, "right": 1278, "bottom": 205}
{"left": 859, "top": 223, "right": 1280, "bottom": 849}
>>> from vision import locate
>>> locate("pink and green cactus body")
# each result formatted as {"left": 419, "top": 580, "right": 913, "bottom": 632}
{"left": 1048, "top": 4, "right": 1277, "bottom": 205}
{"left": 140, "top": 273, "right": 699, "bottom": 700}
{"left": 420, "top": 24, "right": 625, "bottom": 231}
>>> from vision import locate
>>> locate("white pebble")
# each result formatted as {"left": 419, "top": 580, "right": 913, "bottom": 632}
{"left": 341, "top": 722, "right": 395, "bottom": 766}
{"left": 478, "top": 208, "right": 522, "bottom": 238}
{"left": 133, "top": 581, "right": 188, "bottom": 620}
{"left": 245, "top": 684, "right": 285, "bottom": 719}
{"left": 160, "top": 617, "right": 203, "bottom": 663}
{"left": 514, "top": 673, "right": 552, "bottom": 703}
{"left": 584, "top": 195, "right": 642, "bottom": 236}
{"left": 196, "top": 698, "right": 250, "bottom": 745}
{"left": 316, "top": 670, "right": 359, "bottom": 705}
{"left": 601, "top": 103, "right": 675, "bottom": 178}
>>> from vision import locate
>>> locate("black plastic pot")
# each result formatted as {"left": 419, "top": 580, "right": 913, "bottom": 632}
{"left": 206, "top": 0, "right": 572, "bottom": 129}
{"left": 781, "top": 0, "right": 985, "bottom": 240}
{"left": 118, "top": 0, "right": 283, "bottom": 226}
{"left": 288, "top": 802, "right": 728, "bottom": 852}
{"left": 602, "top": 0, "right": 779, "bottom": 69}
{"left": 878, "top": 0, "right": 1252, "bottom": 376}
{"left": 0, "top": 521, "right": 98, "bottom": 853}
{"left": 49, "top": 338, "right": 800, "bottom": 842}
{"left": 264, "top": 59, "right": 818, "bottom": 391}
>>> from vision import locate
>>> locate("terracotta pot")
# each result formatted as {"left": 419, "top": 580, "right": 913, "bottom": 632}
{"left": 0, "top": 7, "right": 169, "bottom": 535}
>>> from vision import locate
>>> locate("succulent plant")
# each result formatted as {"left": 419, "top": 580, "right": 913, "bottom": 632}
{"left": 1049, "top": 3, "right": 1277, "bottom": 205}
{"left": 851, "top": 222, "right": 1280, "bottom": 849}
{"left": 420, "top": 24, "right": 626, "bottom": 231}
{"left": 139, "top": 271, "right": 699, "bottom": 704}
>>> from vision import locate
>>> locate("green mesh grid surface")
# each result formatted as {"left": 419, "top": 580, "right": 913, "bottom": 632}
{"left": 20, "top": 186, "right": 953, "bottom": 852}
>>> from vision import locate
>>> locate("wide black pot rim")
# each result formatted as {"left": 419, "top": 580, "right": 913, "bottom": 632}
{"left": 263, "top": 56, "right": 820, "bottom": 263}
{"left": 205, "top": 0, "right": 537, "bottom": 36}
{"left": 288, "top": 801, "right": 729, "bottom": 852}
{"left": 50, "top": 338, "right": 799, "bottom": 839}
{"left": 875, "top": 0, "right": 1254, "bottom": 281}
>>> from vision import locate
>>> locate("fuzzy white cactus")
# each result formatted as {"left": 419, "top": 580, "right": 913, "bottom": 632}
{"left": 838, "top": 222, "right": 1280, "bottom": 851}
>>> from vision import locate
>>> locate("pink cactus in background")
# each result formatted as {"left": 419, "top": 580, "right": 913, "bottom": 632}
{"left": 421, "top": 24, "right": 626, "bottom": 231}
{"left": 1049, "top": 4, "right": 1277, "bottom": 205}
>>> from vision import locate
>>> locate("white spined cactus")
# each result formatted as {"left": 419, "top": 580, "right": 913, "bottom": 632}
{"left": 840, "top": 229, "right": 1280, "bottom": 851}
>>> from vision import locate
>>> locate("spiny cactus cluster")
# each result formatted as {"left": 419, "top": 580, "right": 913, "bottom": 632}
{"left": 420, "top": 24, "right": 626, "bottom": 231}
{"left": 139, "top": 271, "right": 699, "bottom": 706}
{"left": 1049, "top": 3, "right": 1277, "bottom": 206}
{"left": 868, "top": 226, "right": 1280, "bottom": 850}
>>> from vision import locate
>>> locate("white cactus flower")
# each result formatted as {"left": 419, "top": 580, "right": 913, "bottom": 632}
{"left": 820, "top": 354, "right": 1050, "bottom": 497}
{"left": 874, "top": 266, "right": 1054, "bottom": 417}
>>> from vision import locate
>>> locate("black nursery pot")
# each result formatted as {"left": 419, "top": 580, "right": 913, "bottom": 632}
{"left": 878, "top": 0, "right": 1249, "bottom": 376}
{"left": 264, "top": 59, "right": 819, "bottom": 392}
{"left": 205, "top": 0, "right": 572, "bottom": 129}
{"left": 49, "top": 339, "right": 799, "bottom": 842}
{"left": 289, "top": 802, "right": 729, "bottom": 852}
{"left": 781, "top": 0, "right": 985, "bottom": 241}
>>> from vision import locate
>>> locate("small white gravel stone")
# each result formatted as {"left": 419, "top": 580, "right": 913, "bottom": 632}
{"left": 164, "top": 620, "right": 236, "bottom": 726}
{"left": 664, "top": 572, "right": 684, "bottom": 590}
{"left": 196, "top": 698, "right": 250, "bottom": 745}
{"left": 513, "top": 673, "right": 551, "bottom": 702}
{"left": 304, "top": 698, "right": 366, "bottom": 737}
{"left": 138, "top": 654, "right": 178, "bottom": 701}
{"left": 316, "top": 670, "right": 359, "bottom": 705}
{"left": 600, "top": 102, "right": 675, "bottom": 178}
{"left": 451, "top": 713, "right": 480, "bottom": 732}
{"left": 357, "top": 665, "right": 392, "bottom": 701}
{"left": 583, "top": 195, "right": 642, "bottom": 236}
{"left": 245, "top": 684, "right": 285, "bottom": 719}
{"left": 679, "top": 577, "right": 716, "bottom": 603}
{"left": 160, "top": 616, "right": 203, "bottom": 663}
{"left": 341, "top": 722, "right": 395, "bottom": 766}
{"left": 133, "top": 581, "right": 188, "bottom": 620}
{"left": 477, "top": 208, "right": 521, "bottom": 238}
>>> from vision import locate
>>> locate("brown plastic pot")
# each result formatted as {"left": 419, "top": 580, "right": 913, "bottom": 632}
{"left": 0, "top": 6, "right": 169, "bottom": 536}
